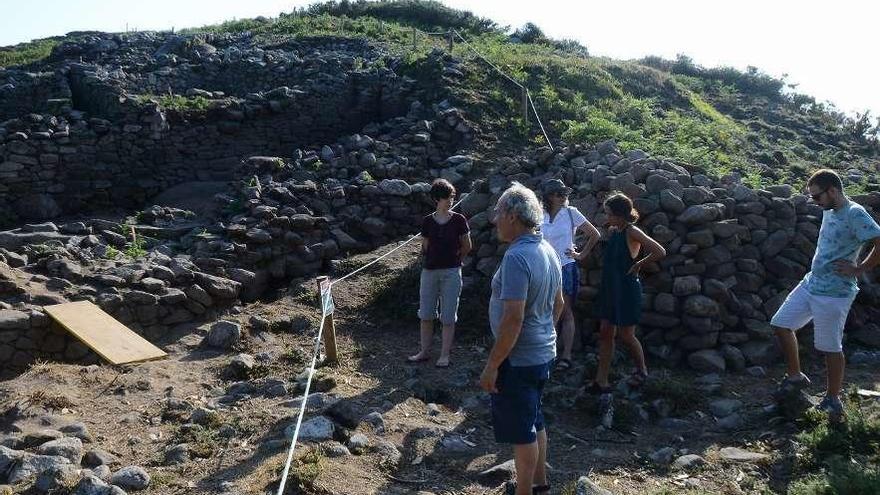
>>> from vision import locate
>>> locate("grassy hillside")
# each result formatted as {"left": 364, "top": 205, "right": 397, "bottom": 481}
{"left": 2, "top": 0, "right": 878, "bottom": 191}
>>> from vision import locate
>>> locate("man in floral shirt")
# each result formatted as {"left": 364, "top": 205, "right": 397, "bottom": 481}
{"left": 772, "top": 169, "right": 880, "bottom": 420}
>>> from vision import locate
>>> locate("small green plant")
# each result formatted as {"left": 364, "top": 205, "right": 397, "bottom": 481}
{"left": 288, "top": 447, "right": 326, "bottom": 491}
{"left": 147, "top": 471, "right": 176, "bottom": 488}
{"left": 173, "top": 424, "right": 221, "bottom": 458}
{"left": 641, "top": 371, "right": 705, "bottom": 415}
{"left": 104, "top": 245, "right": 120, "bottom": 259}
{"left": 222, "top": 197, "right": 246, "bottom": 216}
{"left": 124, "top": 229, "right": 147, "bottom": 259}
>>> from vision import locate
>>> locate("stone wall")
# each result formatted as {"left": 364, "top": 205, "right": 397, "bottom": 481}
{"left": 0, "top": 69, "right": 416, "bottom": 226}
{"left": 0, "top": 69, "right": 71, "bottom": 120}
{"left": 456, "top": 142, "right": 880, "bottom": 372}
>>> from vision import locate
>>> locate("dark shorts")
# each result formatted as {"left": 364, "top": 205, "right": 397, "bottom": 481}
{"left": 490, "top": 359, "right": 553, "bottom": 444}
{"left": 561, "top": 262, "right": 580, "bottom": 297}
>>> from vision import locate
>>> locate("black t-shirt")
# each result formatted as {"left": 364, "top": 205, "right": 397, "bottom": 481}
{"left": 421, "top": 212, "right": 470, "bottom": 269}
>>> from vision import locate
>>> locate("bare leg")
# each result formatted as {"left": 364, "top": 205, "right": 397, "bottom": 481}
{"left": 774, "top": 326, "right": 803, "bottom": 377}
{"left": 512, "top": 441, "right": 538, "bottom": 495}
{"left": 595, "top": 320, "right": 616, "bottom": 388}
{"left": 825, "top": 352, "right": 845, "bottom": 397}
{"left": 533, "top": 429, "right": 548, "bottom": 487}
{"left": 618, "top": 325, "right": 647, "bottom": 374}
{"left": 436, "top": 323, "right": 455, "bottom": 366}
{"left": 559, "top": 294, "right": 576, "bottom": 361}
{"left": 408, "top": 320, "right": 434, "bottom": 360}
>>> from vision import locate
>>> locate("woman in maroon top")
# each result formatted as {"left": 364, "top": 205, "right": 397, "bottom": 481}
{"left": 408, "top": 179, "right": 472, "bottom": 368}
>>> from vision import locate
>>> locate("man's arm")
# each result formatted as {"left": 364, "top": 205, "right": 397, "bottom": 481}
{"left": 837, "top": 237, "right": 880, "bottom": 276}
{"left": 861, "top": 237, "right": 880, "bottom": 273}
{"left": 553, "top": 287, "right": 564, "bottom": 324}
{"left": 480, "top": 300, "right": 525, "bottom": 393}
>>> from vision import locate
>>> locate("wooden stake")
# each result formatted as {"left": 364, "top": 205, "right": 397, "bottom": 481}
{"left": 447, "top": 30, "right": 454, "bottom": 52}
{"left": 522, "top": 87, "right": 530, "bottom": 126}
{"left": 315, "top": 276, "right": 338, "bottom": 364}
{"left": 411, "top": 27, "right": 417, "bottom": 50}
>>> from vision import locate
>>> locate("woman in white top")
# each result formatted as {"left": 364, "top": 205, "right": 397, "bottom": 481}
{"left": 540, "top": 179, "right": 601, "bottom": 371}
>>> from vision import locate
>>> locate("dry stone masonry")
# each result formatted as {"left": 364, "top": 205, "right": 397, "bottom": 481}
{"left": 0, "top": 29, "right": 878, "bottom": 379}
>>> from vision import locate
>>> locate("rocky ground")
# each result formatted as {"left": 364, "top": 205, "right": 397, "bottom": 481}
{"left": 2, "top": 239, "right": 879, "bottom": 495}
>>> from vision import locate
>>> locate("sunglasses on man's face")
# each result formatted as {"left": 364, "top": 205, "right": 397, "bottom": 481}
{"left": 809, "top": 188, "right": 828, "bottom": 201}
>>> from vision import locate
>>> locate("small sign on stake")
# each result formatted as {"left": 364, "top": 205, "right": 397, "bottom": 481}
{"left": 315, "top": 276, "right": 339, "bottom": 364}
{"left": 320, "top": 278, "right": 335, "bottom": 317}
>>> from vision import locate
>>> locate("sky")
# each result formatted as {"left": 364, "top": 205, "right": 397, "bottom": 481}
{"left": 2, "top": 0, "right": 878, "bottom": 118}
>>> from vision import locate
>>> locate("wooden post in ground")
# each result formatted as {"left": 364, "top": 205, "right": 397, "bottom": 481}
{"left": 447, "top": 30, "right": 454, "bottom": 52}
{"left": 315, "top": 276, "right": 338, "bottom": 364}
{"left": 411, "top": 27, "right": 417, "bottom": 50}
{"left": 522, "top": 87, "right": 530, "bottom": 126}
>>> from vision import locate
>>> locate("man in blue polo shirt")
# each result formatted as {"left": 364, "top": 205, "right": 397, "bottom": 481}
{"left": 772, "top": 169, "right": 880, "bottom": 420}
{"left": 480, "top": 182, "right": 564, "bottom": 495}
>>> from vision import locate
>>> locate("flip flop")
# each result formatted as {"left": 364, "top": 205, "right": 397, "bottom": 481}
{"left": 626, "top": 369, "right": 648, "bottom": 388}
{"left": 555, "top": 358, "right": 572, "bottom": 371}
{"left": 435, "top": 360, "right": 452, "bottom": 369}
{"left": 406, "top": 355, "right": 430, "bottom": 363}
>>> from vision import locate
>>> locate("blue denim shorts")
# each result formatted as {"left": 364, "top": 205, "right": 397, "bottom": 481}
{"left": 561, "top": 262, "right": 580, "bottom": 297}
{"left": 490, "top": 359, "right": 553, "bottom": 444}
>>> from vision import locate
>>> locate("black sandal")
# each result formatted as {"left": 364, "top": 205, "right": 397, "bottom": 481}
{"left": 626, "top": 369, "right": 648, "bottom": 388}
{"left": 503, "top": 481, "right": 551, "bottom": 495}
{"left": 583, "top": 381, "right": 613, "bottom": 395}
{"left": 556, "top": 358, "right": 572, "bottom": 371}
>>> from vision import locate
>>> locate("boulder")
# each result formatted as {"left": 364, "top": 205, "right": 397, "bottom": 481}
{"left": 205, "top": 321, "right": 241, "bottom": 349}
{"left": 378, "top": 179, "right": 411, "bottom": 196}
{"left": 0, "top": 310, "right": 29, "bottom": 330}
{"left": 36, "top": 437, "right": 83, "bottom": 463}
{"left": 719, "top": 447, "right": 769, "bottom": 463}
{"left": 111, "top": 466, "right": 150, "bottom": 490}
{"left": 287, "top": 416, "right": 334, "bottom": 442}
{"left": 671, "top": 454, "right": 706, "bottom": 470}
{"left": 687, "top": 349, "right": 726, "bottom": 373}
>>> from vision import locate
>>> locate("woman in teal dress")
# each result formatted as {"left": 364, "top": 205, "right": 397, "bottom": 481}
{"left": 587, "top": 192, "right": 666, "bottom": 394}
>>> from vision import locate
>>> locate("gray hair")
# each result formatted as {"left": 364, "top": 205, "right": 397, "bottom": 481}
{"left": 497, "top": 182, "right": 543, "bottom": 229}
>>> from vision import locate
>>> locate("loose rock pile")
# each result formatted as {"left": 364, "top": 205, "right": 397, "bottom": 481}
{"left": 0, "top": 413, "right": 149, "bottom": 494}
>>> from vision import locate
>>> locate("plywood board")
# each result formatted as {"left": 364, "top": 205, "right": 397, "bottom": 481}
{"left": 44, "top": 301, "right": 167, "bottom": 365}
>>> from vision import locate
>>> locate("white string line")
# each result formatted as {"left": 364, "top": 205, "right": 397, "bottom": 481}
{"left": 275, "top": 310, "right": 328, "bottom": 495}
{"left": 527, "top": 91, "right": 555, "bottom": 151}
{"left": 452, "top": 29, "right": 523, "bottom": 89}
{"left": 450, "top": 29, "right": 555, "bottom": 151}
{"left": 276, "top": 194, "right": 469, "bottom": 493}
{"left": 329, "top": 194, "right": 468, "bottom": 288}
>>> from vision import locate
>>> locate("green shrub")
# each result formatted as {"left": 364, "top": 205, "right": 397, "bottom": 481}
{"left": 136, "top": 94, "right": 213, "bottom": 113}
{"left": 0, "top": 39, "right": 58, "bottom": 67}
{"left": 789, "top": 457, "right": 880, "bottom": 495}
{"left": 302, "top": 0, "right": 498, "bottom": 35}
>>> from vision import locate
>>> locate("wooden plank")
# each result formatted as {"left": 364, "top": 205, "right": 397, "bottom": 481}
{"left": 44, "top": 301, "right": 166, "bottom": 365}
